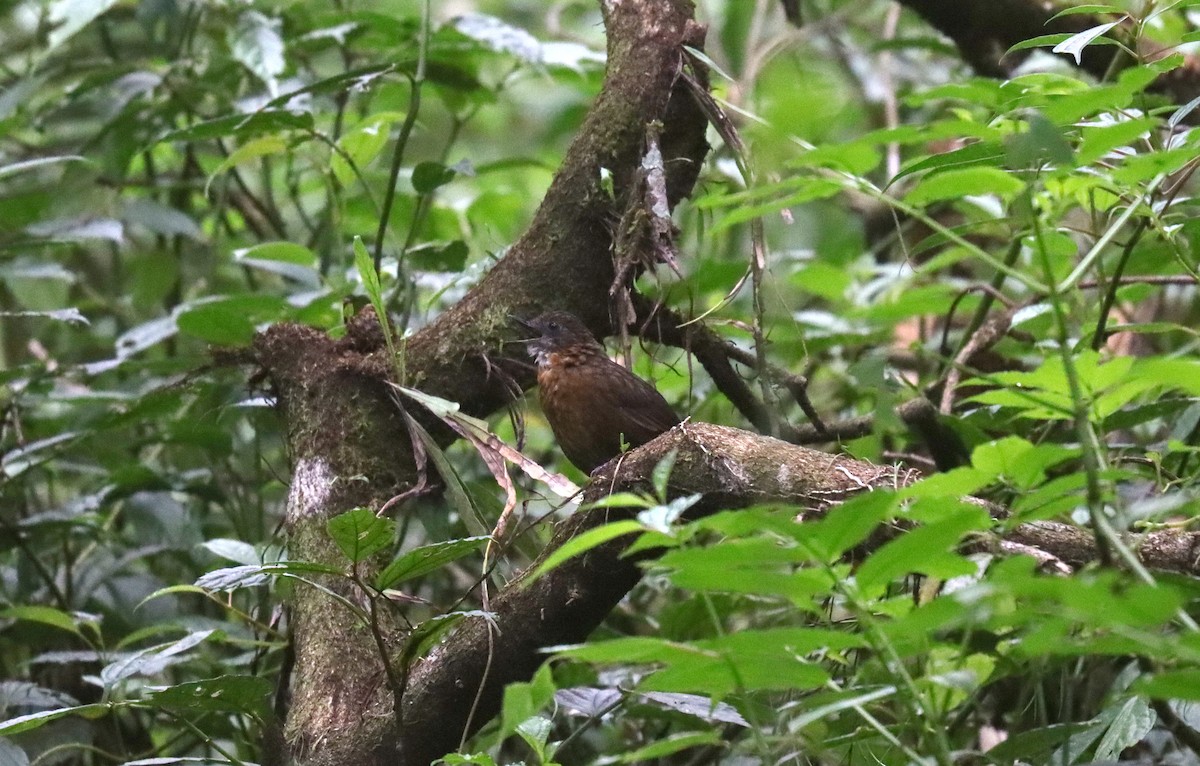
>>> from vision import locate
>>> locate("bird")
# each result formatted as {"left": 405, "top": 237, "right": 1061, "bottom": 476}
{"left": 514, "top": 311, "right": 681, "bottom": 473}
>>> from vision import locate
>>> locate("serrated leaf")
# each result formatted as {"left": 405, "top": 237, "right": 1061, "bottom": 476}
{"left": 375, "top": 536, "right": 489, "bottom": 589}
{"left": 1094, "top": 697, "right": 1155, "bottom": 760}
{"left": 897, "top": 141, "right": 1008, "bottom": 182}
{"left": 194, "top": 561, "right": 340, "bottom": 591}
{"left": 352, "top": 236, "right": 387, "bottom": 321}
{"left": 327, "top": 508, "right": 395, "bottom": 563}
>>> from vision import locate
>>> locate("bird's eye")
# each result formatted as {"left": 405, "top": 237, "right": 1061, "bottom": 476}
{"left": 547, "top": 321, "right": 559, "bottom": 331}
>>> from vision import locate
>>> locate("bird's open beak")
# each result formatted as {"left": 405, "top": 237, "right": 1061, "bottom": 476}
{"left": 509, "top": 314, "right": 540, "bottom": 342}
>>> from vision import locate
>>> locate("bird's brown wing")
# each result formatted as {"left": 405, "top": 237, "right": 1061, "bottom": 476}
{"left": 539, "top": 357, "right": 680, "bottom": 473}
{"left": 596, "top": 360, "right": 681, "bottom": 449}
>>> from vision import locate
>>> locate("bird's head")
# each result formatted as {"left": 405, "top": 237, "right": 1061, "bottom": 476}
{"left": 512, "top": 311, "right": 603, "bottom": 365}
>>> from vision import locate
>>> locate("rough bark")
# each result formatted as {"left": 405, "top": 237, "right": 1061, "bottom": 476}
{"left": 398, "top": 0, "right": 708, "bottom": 431}
{"left": 257, "top": 1, "right": 1200, "bottom": 764}
{"left": 263, "top": 1, "right": 709, "bottom": 764}
{"left": 395, "top": 423, "right": 897, "bottom": 764}
{"left": 255, "top": 318, "right": 408, "bottom": 765}
{"left": 393, "top": 423, "right": 1200, "bottom": 764}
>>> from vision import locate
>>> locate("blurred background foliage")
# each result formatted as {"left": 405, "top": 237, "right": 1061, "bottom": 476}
{"left": 4, "top": 0, "right": 1200, "bottom": 763}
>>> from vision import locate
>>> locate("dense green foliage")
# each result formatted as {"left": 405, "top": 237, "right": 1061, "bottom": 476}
{"left": 3, "top": 0, "right": 1200, "bottom": 764}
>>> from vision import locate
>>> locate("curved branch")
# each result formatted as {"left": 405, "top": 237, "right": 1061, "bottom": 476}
{"left": 396, "top": 422, "right": 1200, "bottom": 763}
{"left": 259, "top": 2, "right": 712, "bottom": 764}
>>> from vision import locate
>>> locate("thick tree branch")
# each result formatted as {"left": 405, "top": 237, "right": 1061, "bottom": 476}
{"left": 398, "top": 0, "right": 709, "bottom": 434}
{"left": 395, "top": 423, "right": 895, "bottom": 764}
{"left": 259, "top": 2, "right": 711, "bottom": 764}
{"left": 395, "top": 422, "right": 1200, "bottom": 764}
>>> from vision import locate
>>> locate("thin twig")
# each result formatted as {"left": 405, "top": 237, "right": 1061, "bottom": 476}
{"left": 1092, "top": 219, "right": 1148, "bottom": 350}
{"left": 372, "top": 0, "right": 429, "bottom": 275}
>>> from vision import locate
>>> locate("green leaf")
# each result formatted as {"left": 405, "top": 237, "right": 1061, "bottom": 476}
{"left": 791, "top": 489, "right": 897, "bottom": 563}
{"left": 1136, "top": 669, "right": 1200, "bottom": 700}
{"left": 514, "top": 716, "right": 553, "bottom": 760}
{"left": 352, "top": 236, "right": 389, "bottom": 329}
{"left": 893, "top": 142, "right": 1005, "bottom": 183}
{"left": 854, "top": 504, "right": 990, "bottom": 596}
{"left": 375, "top": 536, "right": 489, "bottom": 589}
{"left": 985, "top": 722, "right": 1099, "bottom": 763}
{"left": 327, "top": 508, "right": 395, "bottom": 563}
{"left": 968, "top": 436, "right": 1076, "bottom": 490}
{"left": 0, "top": 155, "right": 87, "bottom": 180}
{"left": 175, "top": 302, "right": 256, "bottom": 346}
{"left": 710, "top": 178, "right": 842, "bottom": 233}
{"left": 499, "top": 663, "right": 557, "bottom": 741}
{"left": 1112, "top": 146, "right": 1199, "bottom": 185}
{"left": 0, "top": 606, "right": 83, "bottom": 638}
{"left": 659, "top": 540, "right": 832, "bottom": 602}
{"left": 148, "top": 675, "right": 272, "bottom": 715}
{"left": 906, "top": 166, "right": 1026, "bottom": 206}
{"left": 1005, "top": 112, "right": 1074, "bottom": 168}
{"left": 195, "top": 561, "right": 340, "bottom": 591}
{"left": 100, "top": 630, "right": 217, "bottom": 688}
{"left": 230, "top": 11, "right": 286, "bottom": 95}
{"left": 1076, "top": 117, "right": 1155, "bottom": 165}
{"left": 407, "top": 240, "right": 469, "bottom": 272}
{"left": 1051, "top": 20, "right": 1122, "bottom": 64}
{"left": 1093, "top": 697, "right": 1155, "bottom": 760}
{"left": 411, "top": 161, "right": 458, "bottom": 193}
{"left": 1048, "top": 4, "right": 1124, "bottom": 19}
{"left": 47, "top": 0, "right": 118, "bottom": 50}
{"left": 233, "top": 241, "right": 320, "bottom": 285}
{"left": 200, "top": 539, "right": 261, "bottom": 566}
{"left": 529, "top": 520, "right": 645, "bottom": 581}
{"left": 619, "top": 731, "right": 721, "bottom": 762}
{"left": 176, "top": 294, "right": 288, "bottom": 346}
{"left": 156, "top": 111, "right": 314, "bottom": 144}
{"left": 0, "top": 704, "right": 109, "bottom": 736}
{"left": 331, "top": 112, "right": 403, "bottom": 186}
{"left": 207, "top": 135, "right": 290, "bottom": 195}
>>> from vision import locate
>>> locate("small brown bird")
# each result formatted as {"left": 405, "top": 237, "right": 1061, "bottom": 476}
{"left": 515, "top": 311, "right": 681, "bottom": 473}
